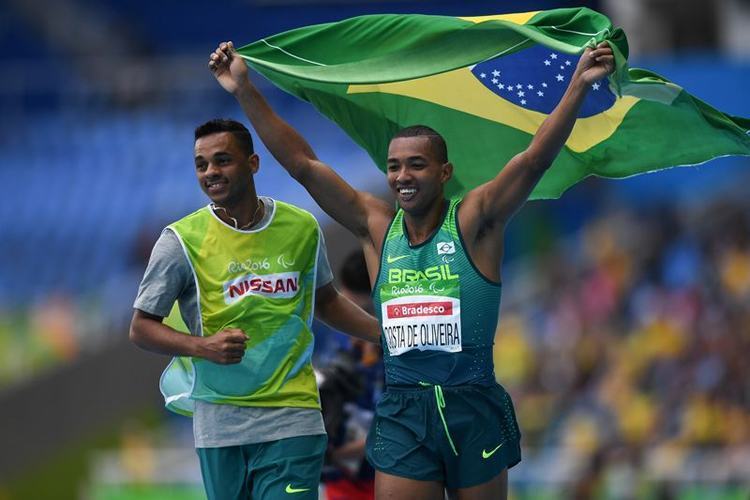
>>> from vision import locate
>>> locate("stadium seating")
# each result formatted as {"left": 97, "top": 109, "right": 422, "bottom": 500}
{"left": 1, "top": 2, "right": 748, "bottom": 497}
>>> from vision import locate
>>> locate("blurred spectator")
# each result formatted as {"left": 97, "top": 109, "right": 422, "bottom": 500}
{"left": 338, "top": 250, "right": 383, "bottom": 410}
{"left": 317, "top": 250, "right": 382, "bottom": 500}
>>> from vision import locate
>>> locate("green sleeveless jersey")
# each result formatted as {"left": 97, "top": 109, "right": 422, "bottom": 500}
{"left": 159, "top": 202, "right": 321, "bottom": 416}
{"left": 372, "top": 198, "right": 502, "bottom": 387}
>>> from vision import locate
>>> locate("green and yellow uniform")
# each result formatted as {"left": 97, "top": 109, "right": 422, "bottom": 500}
{"left": 161, "top": 201, "right": 321, "bottom": 415}
{"left": 366, "top": 198, "right": 521, "bottom": 488}
{"left": 153, "top": 200, "right": 326, "bottom": 500}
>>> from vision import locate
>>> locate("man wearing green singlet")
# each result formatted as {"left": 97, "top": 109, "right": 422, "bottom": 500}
{"left": 130, "top": 118, "right": 379, "bottom": 500}
{"left": 210, "top": 37, "right": 614, "bottom": 499}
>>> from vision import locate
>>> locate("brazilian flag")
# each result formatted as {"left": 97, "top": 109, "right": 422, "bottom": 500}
{"left": 237, "top": 8, "right": 750, "bottom": 199}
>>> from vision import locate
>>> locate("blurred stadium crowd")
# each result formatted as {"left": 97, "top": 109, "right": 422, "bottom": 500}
{"left": 496, "top": 194, "right": 750, "bottom": 497}
{"left": 1, "top": 0, "right": 749, "bottom": 499}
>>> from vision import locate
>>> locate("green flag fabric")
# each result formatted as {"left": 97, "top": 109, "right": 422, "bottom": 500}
{"left": 237, "top": 8, "right": 750, "bottom": 199}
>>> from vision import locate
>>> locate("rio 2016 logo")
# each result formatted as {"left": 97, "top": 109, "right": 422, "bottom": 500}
{"left": 228, "top": 254, "right": 296, "bottom": 273}
{"left": 390, "top": 283, "right": 424, "bottom": 296}
{"left": 228, "top": 258, "right": 270, "bottom": 274}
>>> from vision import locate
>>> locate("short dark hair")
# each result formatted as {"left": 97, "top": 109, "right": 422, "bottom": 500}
{"left": 194, "top": 119, "right": 254, "bottom": 156}
{"left": 392, "top": 125, "right": 448, "bottom": 163}
{"left": 340, "top": 249, "right": 370, "bottom": 294}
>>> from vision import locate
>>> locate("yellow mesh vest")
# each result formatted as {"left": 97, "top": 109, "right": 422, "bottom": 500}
{"left": 160, "top": 202, "right": 321, "bottom": 416}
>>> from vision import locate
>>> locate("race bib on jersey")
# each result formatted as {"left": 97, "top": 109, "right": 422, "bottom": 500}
{"left": 380, "top": 278, "right": 462, "bottom": 356}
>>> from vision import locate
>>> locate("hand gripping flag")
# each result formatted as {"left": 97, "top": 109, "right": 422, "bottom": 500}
{"left": 237, "top": 8, "right": 750, "bottom": 199}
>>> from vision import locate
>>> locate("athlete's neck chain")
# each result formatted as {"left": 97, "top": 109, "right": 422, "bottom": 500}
{"left": 211, "top": 198, "right": 264, "bottom": 230}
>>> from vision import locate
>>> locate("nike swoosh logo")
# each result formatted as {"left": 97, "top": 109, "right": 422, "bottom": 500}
{"left": 387, "top": 254, "right": 409, "bottom": 264}
{"left": 285, "top": 484, "right": 310, "bottom": 494}
{"left": 482, "top": 442, "right": 504, "bottom": 459}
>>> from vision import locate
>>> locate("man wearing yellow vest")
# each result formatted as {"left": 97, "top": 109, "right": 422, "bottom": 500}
{"left": 130, "top": 118, "right": 380, "bottom": 500}
{"left": 209, "top": 39, "right": 613, "bottom": 500}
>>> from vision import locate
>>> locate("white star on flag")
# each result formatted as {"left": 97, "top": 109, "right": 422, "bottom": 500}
{"left": 471, "top": 44, "right": 617, "bottom": 118}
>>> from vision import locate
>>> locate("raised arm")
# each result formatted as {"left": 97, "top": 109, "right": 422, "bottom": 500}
{"left": 209, "top": 41, "right": 392, "bottom": 244}
{"left": 463, "top": 43, "right": 615, "bottom": 231}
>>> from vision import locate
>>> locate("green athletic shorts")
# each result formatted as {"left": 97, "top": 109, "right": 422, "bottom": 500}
{"left": 365, "top": 383, "right": 521, "bottom": 489}
{"left": 196, "top": 434, "right": 327, "bottom": 500}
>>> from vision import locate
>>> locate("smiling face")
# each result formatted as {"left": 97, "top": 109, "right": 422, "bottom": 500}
{"left": 194, "top": 131, "right": 258, "bottom": 207}
{"left": 386, "top": 136, "right": 452, "bottom": 216}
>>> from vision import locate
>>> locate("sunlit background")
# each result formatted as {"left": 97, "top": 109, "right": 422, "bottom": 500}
{"left": 1, "top": 0, "right": 748, "bottom": 499}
